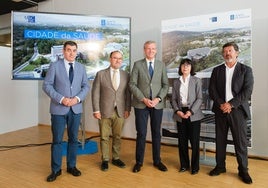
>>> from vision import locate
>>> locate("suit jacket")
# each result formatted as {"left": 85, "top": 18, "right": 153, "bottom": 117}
{"left": 209, "top": 62, "right": 254, "bottom": 118}
{"left": 171, "top": 76, "right": 204, "bottom": 122}
{"left": 42, "top": 59, "right": 90, "bottom": 115}
{"left": 129, "top": 58, "right": 169, "bottom": 109}
{"left": 91, "top": 67, "right": 131, "bottom": 118}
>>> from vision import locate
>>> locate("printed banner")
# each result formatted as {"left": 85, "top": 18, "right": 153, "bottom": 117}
{"left": 161, "top": 9, "right": 252, "bottom": 147}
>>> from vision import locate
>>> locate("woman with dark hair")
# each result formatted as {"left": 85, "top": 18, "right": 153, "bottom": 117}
{"left": 171, "top": 58, "right": 204, "bottom": 175}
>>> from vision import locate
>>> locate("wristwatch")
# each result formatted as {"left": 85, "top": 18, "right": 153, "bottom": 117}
{"left": 157, "top": 96, "right": 162, "bottom": 102}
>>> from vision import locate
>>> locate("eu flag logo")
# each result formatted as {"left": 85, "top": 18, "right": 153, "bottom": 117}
{"left": 25, "top": 15, "right": 35, "bottom": 23}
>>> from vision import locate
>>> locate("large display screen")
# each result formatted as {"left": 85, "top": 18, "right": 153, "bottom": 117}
{"left": 11, "top": 11, "right": 131, "bottom": 80}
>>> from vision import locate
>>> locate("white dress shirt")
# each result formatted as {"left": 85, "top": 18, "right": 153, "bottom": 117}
{"left": 225, "top": 63, "right": 236, "bottom": 102}
{"left": 179, "top": 74, "right": 190, "bottom": 107}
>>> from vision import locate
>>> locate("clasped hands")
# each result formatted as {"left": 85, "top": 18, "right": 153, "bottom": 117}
{"left": 177, "top": 110, "right": 192, "bottom": 119}
{"left": 220, "top": 102, "right": 233, "bottom": 114}
{"left": 143, "top": 97, "right": 160, "bottom": 108}
{"left": 62, "top": 97, "right": 78, "bottom": 107}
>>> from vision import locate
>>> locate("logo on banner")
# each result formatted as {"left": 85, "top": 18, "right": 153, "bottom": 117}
{"left": 210, "top": 16, "right": 218, "bottom": 22}
{"left": 24, "top": 15, "right": 35, "bottom": 23}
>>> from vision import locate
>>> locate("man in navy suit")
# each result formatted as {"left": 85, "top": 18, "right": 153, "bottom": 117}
{"left": 129, "top": 41, "right": 169, "bottom": 173}
{"left": 209, "top": 42, "right": 254, "bottom": 184}
{"left": 43, "top": 41, "right": 90, "bottom": 182}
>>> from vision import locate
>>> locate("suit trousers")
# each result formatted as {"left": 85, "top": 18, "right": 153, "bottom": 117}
{"left": 215, "top": 107, "right": 249, "bottom": 173}
{"left": 99, "top": 108, "right": 124, "bottom": 161}
{"left": 134, "top": 107, "right": 163, "bottom": 165}
{"left": 50, "top": 109, "right": 81, "bottom": 172}
{"left": 177, "top": 111, "right": 201, "bottom": 171}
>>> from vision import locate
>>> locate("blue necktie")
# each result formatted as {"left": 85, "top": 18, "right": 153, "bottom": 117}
{"left": 69, "top": 63, "right": 74, "bottom": 84}
{"left": 149, "top": 62, "right": 153, "bottom": 99}
{"left": 149, "top": 62, "right": 154, "bottom": 78}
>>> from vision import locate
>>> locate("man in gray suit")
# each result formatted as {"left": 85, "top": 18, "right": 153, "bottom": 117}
{"left": 92, "top": 50, "right": 131, "bottom": 171}
{"left": 43, "top": 41, "right": 90, "bottom": 182}
{"left": 129, "top": 40, "right": 169, "bottom": 173}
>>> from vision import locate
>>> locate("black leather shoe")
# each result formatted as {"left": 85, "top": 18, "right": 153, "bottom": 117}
{"left": 133, "top": 163, "right": 142, "bottom": 173}
{"left": 179, "top": 167, "right": 189, "bottom": 172}
{"left": 101, "top": 161, "right": 109, "bottom": 171}
{"left": 191, "top": 169, "right": 199, "bottom": 175}
{"left": 67, "top": 167, "right": 81, "bottom": 176}
{"left": 46, "top": 170, "right": 62, "bottom": 182}
{"left": 238, "top": 172, "right": 253, "bottom": 184}
{"left": 154, "top": 162, "right": 168, "bottom": 172}
{"left": 112, "top": 159, "right": 126, "bottom": 168}
{"left": 209, "top": 167, "right": 226, "bottom": 176}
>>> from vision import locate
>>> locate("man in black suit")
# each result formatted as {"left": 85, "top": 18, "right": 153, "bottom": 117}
{"left": 209, "top": 42, "right": 254, "bottom": 184}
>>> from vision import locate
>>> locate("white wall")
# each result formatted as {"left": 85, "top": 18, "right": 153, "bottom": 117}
{"left": 1, "top": 0, "right": 268, "bottom": 157}
{"left": 0, "top": 46, "right": 39, "bottom": 134}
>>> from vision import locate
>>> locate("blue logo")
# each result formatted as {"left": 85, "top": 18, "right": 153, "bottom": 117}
{"left": 101, "top": 19, "right": 106, "bottom": 26}
{"left": 230, "top": 14, "right": 235, "bottom": 20}
{"left": 25, "top": 15, "right": 35, "bottom": 23}
{"left": 211, "top": 17, "right": 217, "bottom": 22}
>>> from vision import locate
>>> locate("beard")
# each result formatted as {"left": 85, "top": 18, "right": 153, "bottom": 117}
{"left": 224, "top": 57, "right": 234, "bottom": 63}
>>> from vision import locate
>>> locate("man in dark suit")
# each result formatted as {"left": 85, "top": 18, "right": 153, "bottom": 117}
{"left": 209, "top": 42, "right": 254, "bottom": 184}
{"left": 43, "top": 41, "right": 90, "bottom": 182}
{"left": 92, "top": 50, "right": 131, "bottom": 171}
{"left": 129, "top": 40, "right": 169, "bottom": 173}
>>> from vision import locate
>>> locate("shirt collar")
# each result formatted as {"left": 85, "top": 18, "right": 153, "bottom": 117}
{"left": 110, "top": 67, "right": 119, "bottom": 72}
{"left": 179, "top": 74, "right": 190, "bottom": 83}
{"left": 64, "top": 59, "right": 75, "bottom": 65}
{"left": 146, "top": 58, "right": 155, "bottom": 64}
{"left": 225, "top": 61, "right": 237, "bottom": 70}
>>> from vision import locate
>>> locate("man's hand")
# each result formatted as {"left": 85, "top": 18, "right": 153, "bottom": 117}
{"left": 142, "top": 97, "right": 160, "bottom": 108}
{"left": 93, "top": 112, "right": 101, "bottom": 120}
{"left": 62, "top": 97, "right": 78, "bottom": 107}
{"left": 124, "top": 111, "right": 130, "bottom": 119}
{"left": 68, "top": 98, "right": 78, "bottom": 106}
{"left": 220, "top": 102, "right": 232, "bottom": 113}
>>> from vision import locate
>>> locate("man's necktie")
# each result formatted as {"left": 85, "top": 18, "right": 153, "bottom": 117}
{"left": 112, "top": 70, "right": 118, "bottom": 90}
{"left": 69, "top": 63, "right": 74, "bottom": 84}
{"left": 149, "top": 62, "right": 153, "bottom": 99}
{"left": 149, "top": 62, "right": 154, "bottom": 78}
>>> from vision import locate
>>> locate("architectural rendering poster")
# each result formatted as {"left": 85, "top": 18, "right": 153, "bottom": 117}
{"left": 161, "top": 9, "right": 252, "bottom": 147}
{"left": 11, "top": 11, "right": 130, "bottom": 80}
